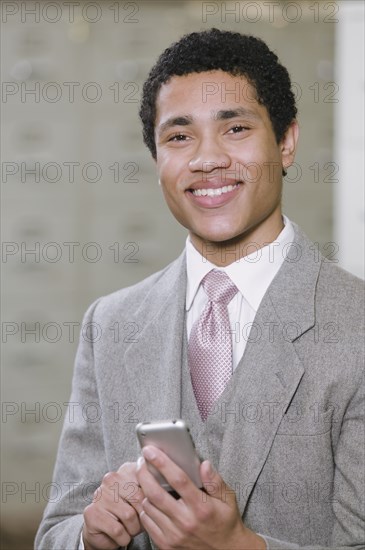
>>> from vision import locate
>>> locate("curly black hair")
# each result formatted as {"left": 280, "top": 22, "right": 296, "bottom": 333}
{"left": 139, "top": 28, "right": 297, "bottom": 160}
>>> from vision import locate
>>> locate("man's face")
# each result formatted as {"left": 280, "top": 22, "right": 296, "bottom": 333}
{"left": 154, "top": 70, "right": 298, "bottom": 259}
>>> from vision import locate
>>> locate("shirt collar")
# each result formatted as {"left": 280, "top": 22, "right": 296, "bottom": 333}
{"left": 185, "top": 215, "right": 294, "bottom": 312}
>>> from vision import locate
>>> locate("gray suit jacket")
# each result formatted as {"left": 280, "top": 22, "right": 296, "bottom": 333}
{"left": 35, "top": 223, "right": 364, "bottom": 550}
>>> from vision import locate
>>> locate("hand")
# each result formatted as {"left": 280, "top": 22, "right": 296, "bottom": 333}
{"left": 136, "top": 445, "right": 266, "bottom": 550}
{"left": 82, "top": 461, "right": 145, "bottom": 550}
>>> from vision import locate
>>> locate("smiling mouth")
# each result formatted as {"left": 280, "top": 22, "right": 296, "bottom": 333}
{"left": 189, "top": 183, "right": 241, "bottom": 197}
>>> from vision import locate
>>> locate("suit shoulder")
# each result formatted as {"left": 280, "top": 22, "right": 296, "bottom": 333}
{"left": 317, "top": 260, "right": 364, "bottom": 325}
{"left": 318, "top": 259, "right": 364, "bottom": 297}
{"left": 84, "top": 254, "right": 184, "bottom": 323}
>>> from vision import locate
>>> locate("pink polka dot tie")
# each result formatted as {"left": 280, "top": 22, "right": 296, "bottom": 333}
{"left": 188, "top": 269, "right": 239, "bottom": 421}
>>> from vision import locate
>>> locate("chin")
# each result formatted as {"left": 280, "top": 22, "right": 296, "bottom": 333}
{"left": 196, "top": 227, "right": 241, "bottom": 244}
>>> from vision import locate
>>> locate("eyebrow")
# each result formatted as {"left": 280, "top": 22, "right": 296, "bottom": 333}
{"left": 214, "top": 107, "right": 260, "bottom": 121}
{"left": 158, "top": 116, "right": 193, "bottom": 136}
{"left": 157, "top": 107, "right": 260, "bottom": 136}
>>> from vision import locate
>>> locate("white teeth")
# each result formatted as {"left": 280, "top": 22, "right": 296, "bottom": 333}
{"left": 192, "top": 183, "right": 240, "bottom": 197}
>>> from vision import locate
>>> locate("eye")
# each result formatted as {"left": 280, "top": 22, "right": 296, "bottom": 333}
{"left": 228, "top": 125, "right": 248, "bottom": 134}
{"left": 168, "top": 133, "right": 188, "bottom": 142}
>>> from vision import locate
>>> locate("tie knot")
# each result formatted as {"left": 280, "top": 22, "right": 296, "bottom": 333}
{"left": 202, "top": 269, "right": 238, "bottom": 306}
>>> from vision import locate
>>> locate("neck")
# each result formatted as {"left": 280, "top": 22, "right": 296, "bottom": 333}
{"left": 190, "top": 213, "right": 285, "bottom": 267}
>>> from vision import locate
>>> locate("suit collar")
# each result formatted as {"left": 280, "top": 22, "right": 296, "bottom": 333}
{"left": 132, "top": 251, "right": 187, "bottom": 322}
{"left": 266, "top": 221, "right": 320, "bottom": 339}
{"left": 213, "top": 294, "right": 305, "bottom": 514}
{"left": 124, "top": 252, "right": 187, "bottom": 422}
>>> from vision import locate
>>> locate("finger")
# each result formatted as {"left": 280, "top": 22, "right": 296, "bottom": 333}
{"left": 141, "top": 446, "right": 201, "bottom": 506}
{"left": 94, "top": 476, "right": 144, "bottom": 537}
{"left": 137, "top": 457, "right": 191, "bottom": 529}
{"left": 83, "top": 528, "right": 120, "bottom": 550}
{"left": 115, "top": 500, "right": 142, "bottom": 537}
{"left": 139, "top": 496, "right": 185, "bottom": 550}
{"left": 115, "top": 480, "right": 145, "bottom": 515}
{"left": 116, "top": 463, "right": 145, "bottom": 508}
{"left": 140, "top": 496, "right": 176, "bottom": 538}
{"left": 101, "top": 470, "right": 145, "bottom": 516}
{"left": 136, "top": 455, "right": 179, "bottom": 513}
{"left": 200, "top": 460, "right": 236, "bottom": 505}
{"left": 100, "top": 485, "right": 143, "bottom": 537}
{"left": 83, "top": 503, "right": 132, "bottom": 549}
{"left": 139, "top": 509, "right": 165, "bottom": 549}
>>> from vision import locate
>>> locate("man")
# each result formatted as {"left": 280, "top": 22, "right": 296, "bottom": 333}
{"left": 35, "top": 29, "right": 364, "bottom": 549}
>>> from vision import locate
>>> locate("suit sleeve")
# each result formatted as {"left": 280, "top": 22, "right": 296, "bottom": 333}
{"left": 34, "top": 299, "right": 107, "bottom": 549}
{"left": 260, "top": 377, "right": 365, "bottom": 550}
{"left": 34, "top": 299, "right": 154, "bottom": 550}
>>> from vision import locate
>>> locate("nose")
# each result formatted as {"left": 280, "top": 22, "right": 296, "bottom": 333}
{"left": 188, "top": 137, "right": 232, "bottom": 173}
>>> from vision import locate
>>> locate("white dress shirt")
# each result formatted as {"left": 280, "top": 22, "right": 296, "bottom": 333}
{"left": 186, "top": 215, "right": 295, "bottom": 369}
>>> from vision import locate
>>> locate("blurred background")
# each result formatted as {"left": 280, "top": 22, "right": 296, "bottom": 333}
{"left": 1, "top": 1, "right": 364, "bottom": 548}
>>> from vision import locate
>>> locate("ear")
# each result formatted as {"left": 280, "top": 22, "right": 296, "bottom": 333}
{"left": 280, "top": 120, "right": 299, "bottom": 172}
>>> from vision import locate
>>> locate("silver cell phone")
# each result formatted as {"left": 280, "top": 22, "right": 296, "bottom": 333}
{"left": 136, "top": 419, "right": 202, "bottom": 493}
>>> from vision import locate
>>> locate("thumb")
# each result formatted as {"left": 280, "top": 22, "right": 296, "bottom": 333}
{"left": 200, "top": 460, "right": 228, "bottom": 500}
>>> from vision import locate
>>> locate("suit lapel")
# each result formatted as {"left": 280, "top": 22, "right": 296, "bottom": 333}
{"left": 123, "top": 252, "right": 187, "bottom": 422}
{"left": 214, "top": 297, "right": 304, "bottom": 515}
{"left": 214, "top": 224, "right": 321, "bottom": 514}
